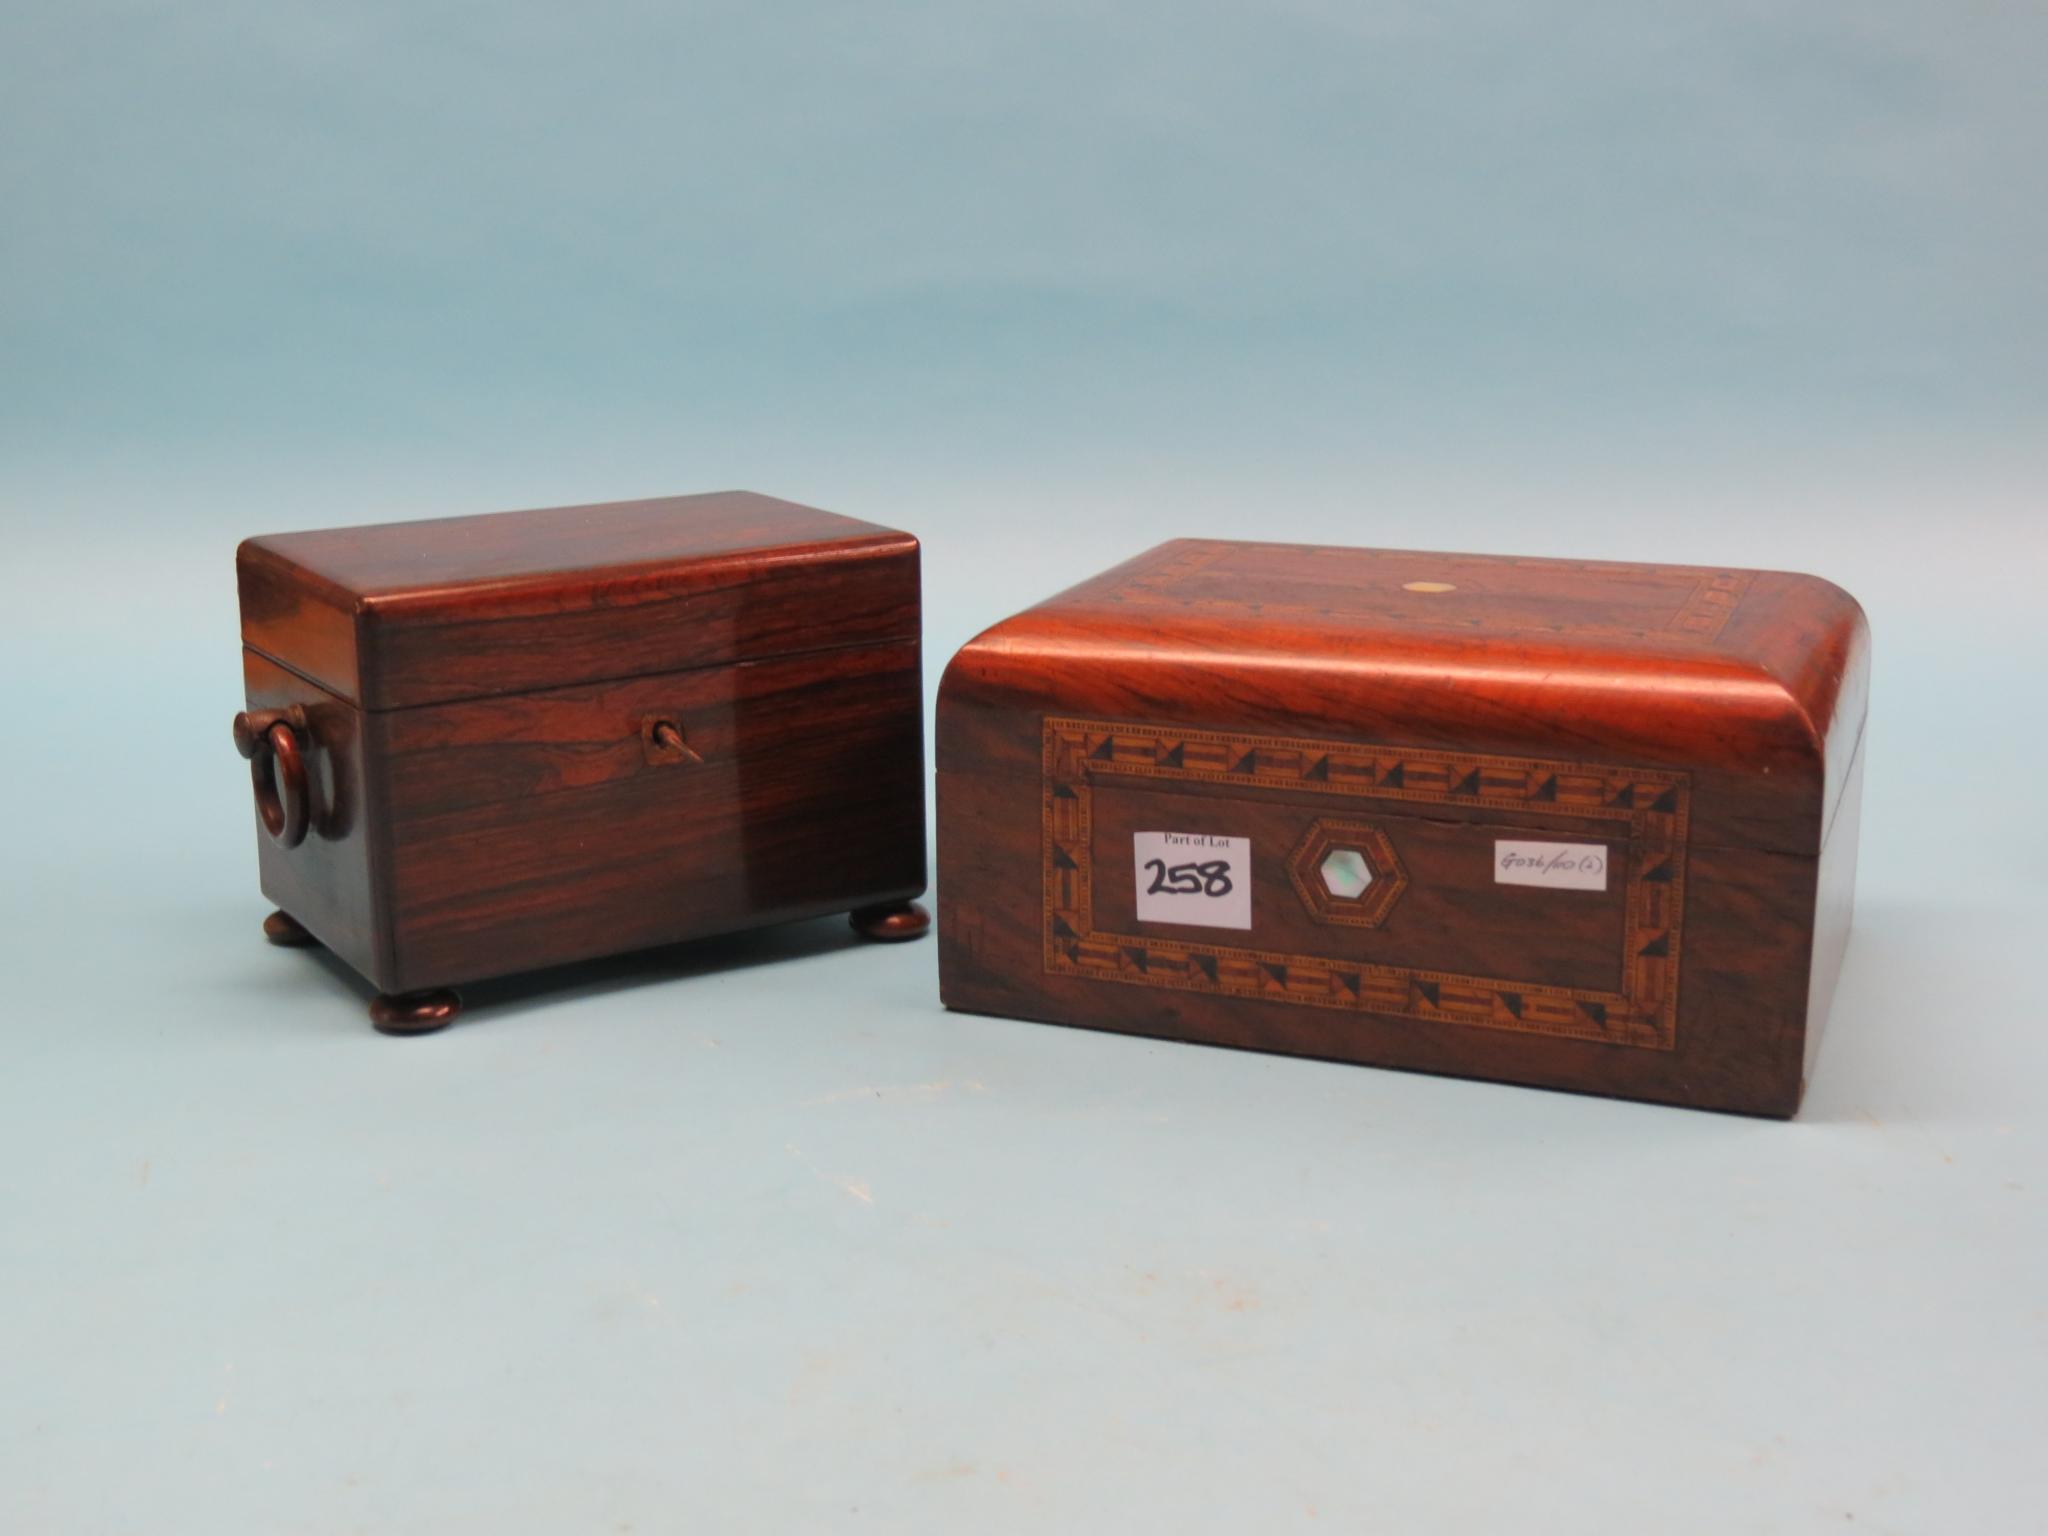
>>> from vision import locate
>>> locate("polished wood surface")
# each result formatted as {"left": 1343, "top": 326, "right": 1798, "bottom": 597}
{"left": 938, "top": 540, "right": 1868, "bottom": 1117}
{"left": 239, "top": 490, "right": 920, "bottom": 710}
{"left": 237, "top": 492, "right": 928, "bottom": 1029}
{"left": 371, "top": 641, "right": 926, "bottom": 991}
{"left": 942, "top": 540, "right": 1867, "bottom": 854}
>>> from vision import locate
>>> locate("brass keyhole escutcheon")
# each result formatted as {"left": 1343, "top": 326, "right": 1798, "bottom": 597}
{"left": 642, "top": 715, "right": 704, "bottom": 766}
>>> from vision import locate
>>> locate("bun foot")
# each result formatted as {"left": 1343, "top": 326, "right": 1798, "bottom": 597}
{"left": 849, "top": 900, "right": 931, "bottom": 942}
{"left": 369, "top": 989, "right": 462, "bottom": 1036}
{"left": 263, "top": 909, "right": 318, "bottom": 947}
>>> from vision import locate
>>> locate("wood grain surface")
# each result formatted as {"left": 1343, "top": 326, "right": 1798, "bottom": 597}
{"left": 938, "top": 539, "right": 1868, "bottom": 1117}
{"left": 238, "top": 490, "right": 920, "bottom": 710}
{"left": 236, "top": 492, "right": 928, "bottom": 1020}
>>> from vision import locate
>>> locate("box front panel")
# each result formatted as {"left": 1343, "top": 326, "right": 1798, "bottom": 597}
{"left": 1040, "top": 718, "right": 1689, "bottom": 1054}
{"left": 377, "top": 641, "right": 925, "bottom": 989}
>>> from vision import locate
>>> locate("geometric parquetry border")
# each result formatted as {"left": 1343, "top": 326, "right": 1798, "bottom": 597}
{"left": 1042, "top": 717, "right": 1691, "bottom": 1052}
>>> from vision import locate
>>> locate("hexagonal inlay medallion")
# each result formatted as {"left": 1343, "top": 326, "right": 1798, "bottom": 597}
{"left": 1288, "top": 820, "right": 1409, "bottom": 928}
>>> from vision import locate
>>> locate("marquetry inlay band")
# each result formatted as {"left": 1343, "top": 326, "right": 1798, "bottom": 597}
{"left": 1042, "top": 717, "right": 1691, "bottom": 1051}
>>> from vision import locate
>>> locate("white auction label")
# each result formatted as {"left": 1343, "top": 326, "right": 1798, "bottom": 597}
{"left": 1133, "top": 831, "right": 1252, "bottom": 929}
{"left": 1494, "top": 840, "right": 1609, "bottom": 891}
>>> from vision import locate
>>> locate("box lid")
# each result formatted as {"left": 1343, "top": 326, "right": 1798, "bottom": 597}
{"left": 238, "top": 491, "right": 920, "bottom": 710}
{"left": 939, "top": 540, "right": 1869, "bottom": 857}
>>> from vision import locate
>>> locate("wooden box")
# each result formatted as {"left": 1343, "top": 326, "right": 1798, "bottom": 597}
{"left": 235, "top": 491, "right": 930, "bottom": 1033}
{"left": 937, "top": 540, "right": 1868, "bottom": 1116}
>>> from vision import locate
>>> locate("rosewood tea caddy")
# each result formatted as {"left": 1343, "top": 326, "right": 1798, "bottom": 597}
{"left": 234, "top": 491, "right": 929, "bottom": 1033}
{"left": 937, "top": 540, "right": 1868, "bottom": 1117}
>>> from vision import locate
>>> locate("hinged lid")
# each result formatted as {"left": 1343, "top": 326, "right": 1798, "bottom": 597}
{"left": 238, "top": 491, "right": 920, "bottom": 710}
{"left": 940, "top": 539, "right": 1868, "bottom": 858}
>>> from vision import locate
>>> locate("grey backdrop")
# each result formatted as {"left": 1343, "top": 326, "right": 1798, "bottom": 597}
{"left": 4, "top": 3, "right": 2044, "bottom": 1532}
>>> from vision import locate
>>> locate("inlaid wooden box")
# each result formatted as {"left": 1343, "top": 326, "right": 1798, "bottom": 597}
{"left": 937, "top": 541, "right": 1868, "bottom": 1116}
{"left": 235, "top": 491, "right": 929, "bottom": 1033}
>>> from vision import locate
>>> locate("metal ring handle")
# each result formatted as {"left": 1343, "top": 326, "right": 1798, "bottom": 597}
{"left": 234, "top": 710, "right": 310, "bottom": 848}
{"left": 259, "top": 723, "right": 309, "bottom": 847}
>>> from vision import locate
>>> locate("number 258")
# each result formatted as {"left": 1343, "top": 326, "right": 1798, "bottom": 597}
{"left": 1144, "top": 858, "right": 1233, "bottom": 898}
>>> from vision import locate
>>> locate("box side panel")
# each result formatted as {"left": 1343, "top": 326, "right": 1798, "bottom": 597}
{"left": 379, "top": 641, "right": 926, "bottom": 990}
{"left": 358, "top": 541, "right": 921, "bottom": 711}
{"left": 242, "top": 649, "right": 392, "bottom": 988}
{"left": 938, "top": 681, "right": 1817, "bottom": 1116}
{"left": 238, "top": 545, "right": 363, "bottom": 705}
{"left": 1732, "top": 571, "right": 1868, "bottom": 841}
{"left": 1817, "top": 616, "right": 1870, "bottom": 862}
{"left": 1802, "top": 729, "right": 1866, "bottom": 1088}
